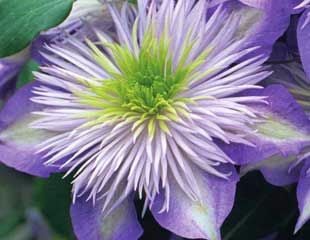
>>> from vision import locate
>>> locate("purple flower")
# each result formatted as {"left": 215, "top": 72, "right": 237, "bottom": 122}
{"left": 0, "top": 0, "right": 296, "bottom": 239}
{"left": 34, "top": 1, "right": 263, "bottom": 238}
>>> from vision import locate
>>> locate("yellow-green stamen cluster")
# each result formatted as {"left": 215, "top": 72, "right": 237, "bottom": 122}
{"left": 76, "top": 29, "right": 201, "bottom": 137}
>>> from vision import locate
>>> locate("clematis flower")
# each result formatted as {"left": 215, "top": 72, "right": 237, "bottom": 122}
{"left": 0, "top": 0, "right": 291, "bottom": 239}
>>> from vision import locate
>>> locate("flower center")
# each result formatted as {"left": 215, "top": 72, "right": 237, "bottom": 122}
{"left": 76, "top": 28, "right": 195, "bottom": 138}
{"left": 111, "top": 38, "right": 183, "bottom": 116}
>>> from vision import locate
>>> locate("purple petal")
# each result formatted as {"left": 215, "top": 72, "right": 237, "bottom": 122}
{"left": 239, "top": 0, "right": 281, "bottom": 9}
{"left": 221, "top": 0, "right": 291, "bottom": 58}
{"left": 245, "top": 0, "right": 291, "bottom": 57}
{"left": 222, "top": 85, "right": 310, "bottom": 186}
{"left": 151, "top": 164, "right": 238, "bottom": 240}
{"left": 0, "top": 83, "right": 58, "bottom": 177}
{"left": 241, "top": 154, "right": 302, "bottom": 186}
{"left": 297, "top": 9, "right": 310, "bottom": 83}
{"left": 295, "top": 157, "right": 310, "bottom": 233}
{"left": 249, "top": 84, "right": 310, "bottom": 154}
{"left": 231, "top": 84, "right": 310, "bottom": 158}
{"left": 70, "top": 195, "right": 143, "bottom": 240}
{"left": 239, "top": 0, "right": 300, "bottom": 11}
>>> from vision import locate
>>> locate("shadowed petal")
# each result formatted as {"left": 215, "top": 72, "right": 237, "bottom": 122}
{"left": 221, "top": 0, "right": 291, "bottom": 58}
{"left": 250, "top": 84, "right": 310, "bottom": 154}
{"left": 241, "top": 154, "right": 302, "bottom": 186}
{"left": 207, "top": 0, "right": 291, "bottom": 58}
{"left": 70, "top": 195, "right": 143, "bottom": 240}
{"left": 0, "top": 83, "right": 58, "bottom": 177}
{"left": 151, "top": 164, "right": 238, "bottom": 240}
{"left": 222, "top": 85, "right": 310, "bottom": 186}
{"left": 0, "top": 49, "right": 28, "bottom": 98}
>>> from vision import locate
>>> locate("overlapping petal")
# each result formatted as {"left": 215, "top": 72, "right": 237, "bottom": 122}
{"left": 217, "top": 0, "right": 291, "bottom": 58}
{"left": 151, "top": 164, "right": 238, "bottom": 240}
{"left": 70, "top": 194, "right": 143, "bottom": 240}
{"left": 0, "top": 83, "right": 58, "bottom": 177}
{"left": 0, "top": 0, "right": 303, "bottom": 239}
{"left": 298, "top": 8, "right": 310, "bottom": 83}
{"left": 222, "top": 85, "right": 310, "bottom": 186}
{"left": 0, "top": 49, "right": 28, "bottom": 98}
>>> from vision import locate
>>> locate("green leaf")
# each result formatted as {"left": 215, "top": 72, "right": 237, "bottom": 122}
{"left": 0, "top": 0, "right": 73, "bottom": 57}
{"left": 222, "top": 172, "right": 297, "bottom": 240}
{"left": 33, "top": 174, "right": 75, "bottom": 239}
{"left": 16, "top": 60, "right": 39, "bottom": 88}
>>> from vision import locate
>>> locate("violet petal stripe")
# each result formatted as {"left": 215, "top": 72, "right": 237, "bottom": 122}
{"left": 298, "top": 8, "right": 310, "bottom": 83}
{"left": 151, "top": 164, "right": 238, "bottom": 240}
{"left": 222, "top": 85, "right": 310, "bottom": 186}
{"left": 295, "top": 157, "right": 310, "bottom": 233}
{"left": 70, "top": 195, "right": 143, "bottom": 240}
{"left": 0, "top": 83, "right": 58, "bottom": 177}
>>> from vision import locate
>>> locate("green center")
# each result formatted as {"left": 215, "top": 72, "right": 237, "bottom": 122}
{"left": 76, "top": 27, "right": 212, "bottom": 136}
{"left": 102, "top": 29, "right": 189, "bottom": 116}
{"left": 110, "top": 37, "right": 185, "bottom": 115}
